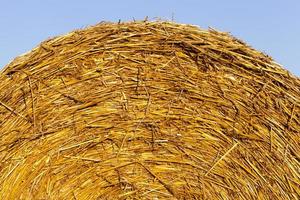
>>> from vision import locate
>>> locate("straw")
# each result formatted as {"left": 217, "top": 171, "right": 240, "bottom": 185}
{"left": 0, "top": 20, "right": 299, "bottom": 199}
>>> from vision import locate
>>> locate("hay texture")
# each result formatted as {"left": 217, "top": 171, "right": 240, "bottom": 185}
{"left": 0, "top": 21, "right": 299, "bottom": 199}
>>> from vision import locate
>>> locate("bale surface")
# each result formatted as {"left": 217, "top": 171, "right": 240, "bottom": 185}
{"left": 0, "top": 21, "right": 299, "bottom": 199}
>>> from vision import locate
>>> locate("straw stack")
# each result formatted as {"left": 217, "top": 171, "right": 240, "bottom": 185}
{"left": 0, "top": 21, "right": 299, "bottom": 199}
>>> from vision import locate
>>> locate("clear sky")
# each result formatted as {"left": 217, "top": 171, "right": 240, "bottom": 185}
{"left": 0, "top": 0, "right": 299, "bottom": 76}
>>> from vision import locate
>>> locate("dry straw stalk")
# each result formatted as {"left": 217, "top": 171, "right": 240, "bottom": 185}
{"left": 0, "top": 21, "right": 299, "bottom": 199}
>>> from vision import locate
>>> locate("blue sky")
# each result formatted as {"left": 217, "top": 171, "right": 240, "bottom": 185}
{"left": 0, "top": 1, "right": 299, "bottom": 76}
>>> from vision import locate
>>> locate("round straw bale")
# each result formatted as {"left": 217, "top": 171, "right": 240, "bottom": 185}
{"left": 0, "top": 21, "right": 299, "bottom": 199}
